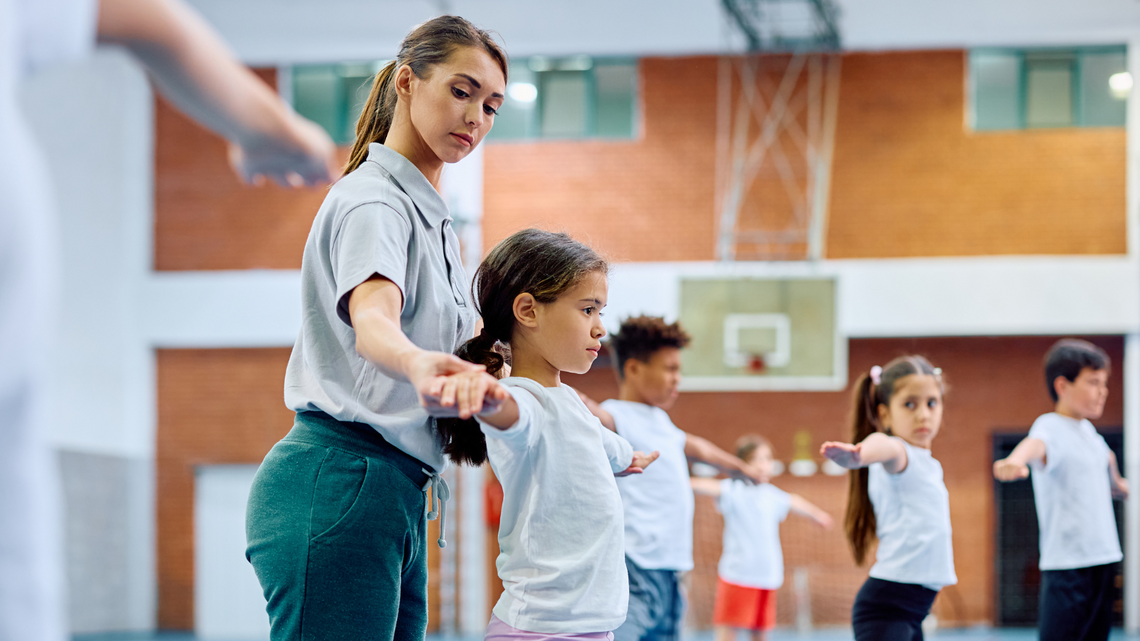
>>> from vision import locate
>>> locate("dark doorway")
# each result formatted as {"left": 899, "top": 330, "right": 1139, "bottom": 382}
{"left": 992, "top": 429, "right": 1125, "bottom": 627}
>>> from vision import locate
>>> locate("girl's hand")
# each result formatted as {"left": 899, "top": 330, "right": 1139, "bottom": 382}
{"left": 617, "top": 450, "right": 660, "bottom": 477}
{"left": 423, "top": 369, "right": 509, "bottom": 420}
{"left": 820, "top": 441, "right": 863, "bottom": 469}
{"left": 993, "top": 458, "right": 1030, "bottom": 482}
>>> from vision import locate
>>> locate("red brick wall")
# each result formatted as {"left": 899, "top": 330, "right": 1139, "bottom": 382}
{"left": 564, "top": 335, "right": 1126, "bottom": 627}
{"left": 154, "top": 56, "right": 1125, "bottom": 270}
{"left": 482, "top": 53, "right": 1125, "bottom": 260}
{"left": 827, "top": 51, "right": 1126, "bottom": 258}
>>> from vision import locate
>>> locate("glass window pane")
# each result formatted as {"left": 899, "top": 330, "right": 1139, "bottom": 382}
{"left": 1025, "top": 55, "right": 1074, "bottom": 128}
{"left": 594, "top": 62, "right": 637, "bottom": 138}
{"left": 293, "top": 65, "right": 343, "bottom": 143}
{"left": 339, "top": 67, "right": 375, "bottom": 145}
{"left": 973, "top": 52, "right": 1021, "bottom": 130}
{"left": 487, "top": 63, "right": 536, "bottom": 141}
{"left": 540, "top": 71, "right": 589, "bottom": 138}
{"left": 1080, "top": 50, "right": 1127, "bottom": 127}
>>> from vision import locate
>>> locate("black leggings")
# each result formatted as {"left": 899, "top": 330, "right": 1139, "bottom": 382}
{"left": 851, "top": 577, "right": 939, "bottom": 641}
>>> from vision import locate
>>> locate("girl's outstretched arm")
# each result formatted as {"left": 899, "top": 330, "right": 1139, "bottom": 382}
{"left": 820, "top": 432, "right": 908, "bottom": 474}
{"left": 690, "top": 477, "right": 722, "bottom": 497}
{"left": 789, "top": 494, "right": 834, "bottom": 529}
{"left": 993, "top": 437, "right": 1046, "bottom": 482}
{"left": 427, "top": 370, "right": 516, "bottom": 428}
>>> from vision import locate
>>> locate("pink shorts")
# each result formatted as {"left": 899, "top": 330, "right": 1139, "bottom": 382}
{"left": 485, "top": 614, "right": 615, "bottom": 641}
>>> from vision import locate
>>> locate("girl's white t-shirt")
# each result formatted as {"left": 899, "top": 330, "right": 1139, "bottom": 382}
{"left": 1027, "top": 412, "right": 1122, "bottom": 570}
{"left": 868, "top": 440, "right": 957, "bottom": 591}
{"left": 716, "top": 480, "right": 792, "bottom": 590}
{"left": 478, "top": 377, "right": 635, "bottom": 634}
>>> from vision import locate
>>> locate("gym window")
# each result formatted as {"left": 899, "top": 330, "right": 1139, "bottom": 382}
{"left": 286, "top": 56, "right": 640, "bottom": 146}
{"left": 969, "top": 47, "right": 1129, "bottom": 131}
{"left": 287, "top": 62, "right": 382, "bottom": 145}
{"left": 489, "top": 56, "right": 639, "bottom": 141}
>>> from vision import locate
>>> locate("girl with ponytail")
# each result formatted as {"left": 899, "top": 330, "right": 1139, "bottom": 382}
{"left": 246, "top": 16, "right": 510, "bottom": 641}
{"left": 431, "top": 228, "right": 659, "bottom": 639}
{"left": 819, "top": 356, "right": 956, "bottom": 641}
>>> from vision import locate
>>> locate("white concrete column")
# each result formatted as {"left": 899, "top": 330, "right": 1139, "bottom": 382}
{"left": 1126, "top": 333, "right": 1140, "bottom": 634}
{"left": 440, "top": 144, "right": 488, "bottom": 633}
{"left": 1126, "top": 38, "right": 1140, "bottom": 635}
{"left": 458, "top": 464, "right": 488, "bottom": 633}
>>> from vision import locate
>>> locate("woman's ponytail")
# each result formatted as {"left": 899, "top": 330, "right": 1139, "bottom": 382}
{"left": 343, "top": 61, "right": 399, "bottom": 176}
{"left": 845, "top": 372, "right": 879, "bottom": 565}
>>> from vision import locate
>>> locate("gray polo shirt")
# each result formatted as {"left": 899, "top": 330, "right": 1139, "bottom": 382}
{"left": 285, "top": 143, "right": 477, "bottom": 472}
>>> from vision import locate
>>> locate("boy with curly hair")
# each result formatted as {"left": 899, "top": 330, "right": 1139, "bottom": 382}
{"left": 581, "top": 316, "right": 764, "bottom": 641}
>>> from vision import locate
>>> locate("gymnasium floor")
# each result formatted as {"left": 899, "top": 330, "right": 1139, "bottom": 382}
{"left": 72, "top": 629, "right": 1140, "bottom": 641}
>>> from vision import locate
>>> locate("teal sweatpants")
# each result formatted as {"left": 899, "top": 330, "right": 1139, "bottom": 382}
{"left": 246, "top": 410, "right": 432, "bottom": 641}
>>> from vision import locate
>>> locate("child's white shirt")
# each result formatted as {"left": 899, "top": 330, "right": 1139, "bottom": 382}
{"left": 1027, "top": 412, "right": 1122, "bottom": 570}
{"left": 477, "top": 377, "right": 634, "bottom": 634}
{"left": 602, "top": 399, "right": 695, "bottom": 572}
{"left": 868, "top": 440, "right": 957, "bottom": 591}
{"left": 715, "top": 480, "right": 791, "bottom": 590}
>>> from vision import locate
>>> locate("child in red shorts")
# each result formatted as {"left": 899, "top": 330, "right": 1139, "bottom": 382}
{"left": 692, "top": 435, "right": 833, "bottom": 641}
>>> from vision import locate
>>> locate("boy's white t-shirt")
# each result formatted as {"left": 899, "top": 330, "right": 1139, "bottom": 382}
{"left": 602, "top": 399, "right": 695, "bottom": 572}
{"left": 478, "top": 378, "right": 635, "bottom": 634}
{"left": 1027, "top": 412, "right": 1122, "bottom": 571}
{"left": 868, "top": 440, "right": 957, "bottom": 591}
{"left": 715, "top": 480, "right": 792, "bottom": 590}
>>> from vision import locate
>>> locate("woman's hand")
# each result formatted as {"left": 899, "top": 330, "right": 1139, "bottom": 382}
{"left": 820, "top": 441, "right": 863, "bottom": 470}
{"left": 422, "top": 368, "right": 509, "bottom": 420}
{"left": 228, "top": 114, "right": 339, "bottom": 187}
{"left": 616, "top": 450, "right": 660, "bottom": 477}
{"left": 402, "top": 351, "right": 488, "bottom": 414}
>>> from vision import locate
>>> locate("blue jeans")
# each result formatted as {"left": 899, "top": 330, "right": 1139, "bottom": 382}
{"left": 613, "top": 557, "right": 684, "bottom": 641}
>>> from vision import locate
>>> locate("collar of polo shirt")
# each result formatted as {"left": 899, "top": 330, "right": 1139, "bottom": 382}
{"left": 365, "top": 142, "right": 451, "bottom": 229}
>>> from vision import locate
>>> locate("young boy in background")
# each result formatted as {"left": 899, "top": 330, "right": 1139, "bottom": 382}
{"left": 580, "top": 316, "right": 765, "bottom": 641}
{"left": 994, "top": 339, "right": 1129, "bottom": 641}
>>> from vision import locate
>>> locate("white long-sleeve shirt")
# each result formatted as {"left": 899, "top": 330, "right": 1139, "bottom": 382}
{"left": 478, "top": 377, "right": 634, "bottom": 634}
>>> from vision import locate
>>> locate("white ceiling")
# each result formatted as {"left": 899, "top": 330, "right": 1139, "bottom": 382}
{"left": 186, "top": 0, "right": 1140, "bottom": 65}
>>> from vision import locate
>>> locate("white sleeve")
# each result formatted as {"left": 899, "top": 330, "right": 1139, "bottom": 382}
{"left": 1027, "top": 418, "right": 1055, "bottom": 471}
{"left": 773, "top": 486, "right": 793, "bottom": 522}
{"left": 477, "top": 385, "right": 539, "bottom": 450}
{"left": 599, "top": 423, "right": 634, "bottom": 473}
{"left": 715, "top": 479, "right": 734, "bottom": 515}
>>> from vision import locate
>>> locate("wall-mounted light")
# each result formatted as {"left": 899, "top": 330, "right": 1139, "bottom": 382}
{"left": 1109, "top": 71, "right": 1133, "bottom": 100}
{"left": 508, "top": 82, "right": 538, "bottom": 103}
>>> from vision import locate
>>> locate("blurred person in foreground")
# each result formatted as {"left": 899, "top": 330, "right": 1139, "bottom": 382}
{"left": 580, "top": 316, "right": 767, "bottom": 641}
{"left": 1, "top": 0, "right": 337, "bottom": 637}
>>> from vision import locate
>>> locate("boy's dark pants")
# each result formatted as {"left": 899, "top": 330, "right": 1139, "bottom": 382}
{"left": 1039, "top": 563, "right": 1117, "bottom": 641}
{"left": 246, "top": 411, "right": 432, "bottom": 641}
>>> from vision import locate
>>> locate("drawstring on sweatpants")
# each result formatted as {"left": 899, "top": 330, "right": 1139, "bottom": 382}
{"left": 422, "top": 469, "right": 450, "bottom": 548}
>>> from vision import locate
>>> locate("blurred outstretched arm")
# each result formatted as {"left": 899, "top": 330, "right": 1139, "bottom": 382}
{"left": 97, "top": 0, "right": 338, "bottom": 186}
